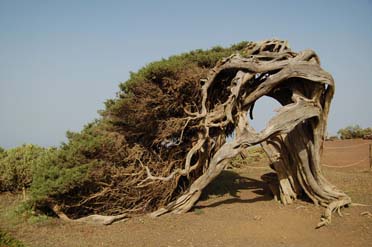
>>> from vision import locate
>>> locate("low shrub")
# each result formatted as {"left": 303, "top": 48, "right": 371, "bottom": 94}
{"left": 0, "top": 144, "right": 45, "bottom": 192}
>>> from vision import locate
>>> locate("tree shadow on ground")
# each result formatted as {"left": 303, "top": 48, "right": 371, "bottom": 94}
{"left": 196, "top": 169, "right": 273, "bottom": 209}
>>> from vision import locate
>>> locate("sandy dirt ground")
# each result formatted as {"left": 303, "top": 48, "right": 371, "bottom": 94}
{"left": 1, "top": 139, "right": 372, "bottom": 247}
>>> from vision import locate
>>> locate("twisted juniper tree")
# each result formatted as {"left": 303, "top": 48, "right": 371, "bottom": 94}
{"left": 30, "top": 40, "right": 350, "bottom": 227}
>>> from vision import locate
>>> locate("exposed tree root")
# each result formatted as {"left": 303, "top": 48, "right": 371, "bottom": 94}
{"left": 351, "top": 203, "right": 372, "bottom": 207}
{"left": 52, "top": 205, "right": 128, "bottom": 225}
{"left": 316, "top": 197, "right": 352, "bottom": 228}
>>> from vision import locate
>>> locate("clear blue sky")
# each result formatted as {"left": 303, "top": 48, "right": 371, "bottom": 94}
{"left": 1, "top": 0, "right": 371, "bottom": 149}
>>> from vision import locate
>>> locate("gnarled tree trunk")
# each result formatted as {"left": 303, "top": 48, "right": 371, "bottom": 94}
{"left": 148, "top": 40, "right": 350, "bottom": 227}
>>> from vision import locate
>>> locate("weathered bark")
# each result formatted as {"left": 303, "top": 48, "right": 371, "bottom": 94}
{"left": 52, "top": 205, "right": 128, "bottom": 225}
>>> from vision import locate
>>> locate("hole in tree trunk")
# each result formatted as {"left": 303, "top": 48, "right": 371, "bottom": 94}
{"left": 249, "top": 96, "right": 282, "bottom": 132}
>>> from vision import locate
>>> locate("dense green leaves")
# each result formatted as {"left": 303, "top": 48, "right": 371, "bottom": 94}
{"left": 0, "top": 144, "right": 45, "bottom": 192}
{"left": 29, "top": 148, "right": 91, "bottom": 204}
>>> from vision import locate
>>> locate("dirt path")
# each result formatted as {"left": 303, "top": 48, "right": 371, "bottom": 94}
{"left": 1, "top": 139, "right": 372, "bottom": 247}
{"left": 322, "top": 139, "right": 371, "bottom": 170}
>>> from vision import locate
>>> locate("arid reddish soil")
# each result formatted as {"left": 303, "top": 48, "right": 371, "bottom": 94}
{"left": 1, "top": 139, "right": 372, "bottom": 247}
